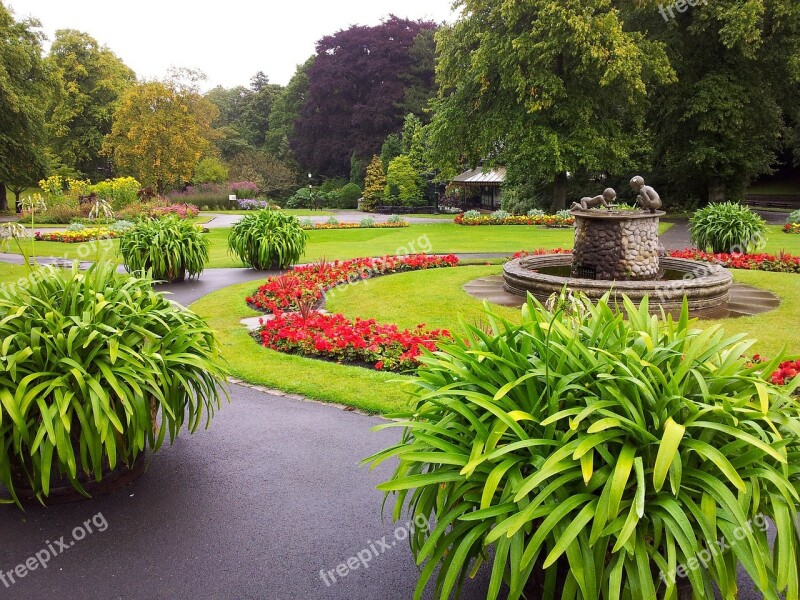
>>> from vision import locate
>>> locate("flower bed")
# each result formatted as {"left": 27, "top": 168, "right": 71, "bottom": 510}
{"left": 256, "top": 311, "right": 450, "bottom": 371}
{"left": 771, "top": 359, "right": 800, "bottom": 385}
{"left": 246, "top": 254, "right": 459, "bottom": 314}
{"left": 783, "top": 223, "right": 800, "bottom": 234}
{"left": 455, "top": 213, "right": 574, "bottom": 227}
{"left": 150, "top": 203, "right": 199, "bottom": 219}
{"left": 236, "top": 199, "right": 281, "bottom": 210}
{"left": 35, "top": 228, "right": 118, "bottom": 243}
{"left": 300, "top": 221, "right": 409, "bottom": 230}
{"left": 669, "top": 248, "right": 800, "bottom": 273}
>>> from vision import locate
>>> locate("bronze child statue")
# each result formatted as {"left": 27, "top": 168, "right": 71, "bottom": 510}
{"left": 630, "top": 176, "right": 662, "bottom": 213}
{"left": 570, "top": 188, "right": 617, "bottom": 211}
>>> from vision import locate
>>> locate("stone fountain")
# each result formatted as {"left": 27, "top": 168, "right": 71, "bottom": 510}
{"left": 501, "top": 176, "right": 735, "bottom": 317}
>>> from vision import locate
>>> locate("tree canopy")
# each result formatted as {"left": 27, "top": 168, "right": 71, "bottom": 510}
{"left": 290, "top": 16, "right": 437, "bottom": 178}
{"left": 45, "top": 29, "right": 135, "bottom": 181}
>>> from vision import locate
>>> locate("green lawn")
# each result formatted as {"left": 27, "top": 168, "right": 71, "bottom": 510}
{"left": 763, "top": 225, "right": 800, "bottom": 255}
{"left": 0, "top": 262, "right": 35, "bottom": 286}
{"left": 191, "top": 262, "right": 800, "bottom": 414}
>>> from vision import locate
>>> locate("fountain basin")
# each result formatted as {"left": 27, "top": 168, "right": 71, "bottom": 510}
{"left": 503, "top": 254, "right": 733, "bottom": 317}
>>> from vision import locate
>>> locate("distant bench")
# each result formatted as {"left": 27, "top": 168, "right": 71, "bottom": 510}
{"left": 745, "top": 194, "right": 800, "bottom": 209}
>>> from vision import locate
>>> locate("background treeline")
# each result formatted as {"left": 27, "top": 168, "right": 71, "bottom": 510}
{"left": 1, "top": 1, "right": 798, "bottom": 212}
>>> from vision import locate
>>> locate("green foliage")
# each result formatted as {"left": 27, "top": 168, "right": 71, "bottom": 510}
{"left": 285, "top": 187, "right": 314, "bottom": 209}
{"left": 337, "top": 182, "right": 362, "bottom": 209}
{"left": 368, "top": 294, "right": 800, "bottom": 600}
{"left": 119, "top": 216, "right": 210, "bottom": 282}
{"left": 193, "top": 157, "right": 229, "bottom": 184}
{"left": 91, "top": 176, "right": 140, "bottom": 209}
{"left": 380, "top": 134, "right": 403, "bottom": 169}
{"left": 226, "top": 149, "right": 297, "bottom": 197}
{"left": 690, "top": 202, "right": 768, "bottom": 253}
{"left": 264, "top": 57, "right": 313, "bottom": 161}
{"left": 359, "top": 217, "right": 375, "bottom": 227}
{"left": 0, "top": 262, "right": 227, "bottom": 505}
{"left": 45, "top": 29, "right": 135, "bottom": 180}
{"left": 227, "top": 209, "right": 307, "bottom": 269}
{"left": 362, "top": 156, "right": 386, "bottom": 211}
{"left": 385, "top": 155, "right": 422, "bottom": 206}
{"left": 349, "top": 152, "right": 366, "bottom": 187}
{"left": 386, "top": 214, "right": 405, "bottom": 224}
{"left": 787, "top": 209, "right": 800, "bottom": 225}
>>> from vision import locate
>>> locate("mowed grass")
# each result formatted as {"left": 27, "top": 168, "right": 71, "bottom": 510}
{"left": 0, "top": 262, "right": 35, "bottom": 286}
{"left": 193, "top": 260, "right": 799, "bottom": 414}
{"left": 763, "top": 225, "right": 800, "bottom": 255}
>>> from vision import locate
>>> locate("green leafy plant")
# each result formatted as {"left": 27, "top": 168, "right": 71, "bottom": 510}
{"left": 0, "top": 262, "right": 228, "bottom": 505}
{"left": 119, "top": 215, "right": 210, "bottom": 282}
{"left": 227, "top": 209, "right": 308, "bottom": 270}
{"left": 367, "top": 294, "right": 800, "bottom": 600}
{"left": 387, "top": 214, "right": 405, "bottom": 224}
{"left": 360, "top": 217, "right": 375, "bottom": 228}
{"left": 690, "top": 202, "right": 767, "bottom": 253}
{"left": 787, "top": 209, "right": 800, "bottom": 225}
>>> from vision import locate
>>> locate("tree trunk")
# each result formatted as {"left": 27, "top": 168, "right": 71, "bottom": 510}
{"left": 0, "top": 182, "right": 7, "bottom": 212}
{"left": 12, "top": 189, "right": 23, "bottom": 213}
{"left": 708, "top": 177, "right": 725, "bottom": 203}
{"left": 551, "top": 172, "right": 568, "bottom": 211}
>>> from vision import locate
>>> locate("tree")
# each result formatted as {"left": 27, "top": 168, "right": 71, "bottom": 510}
{"left": 226, "top": 149, "right": 297, "bottom": 197}
{"left": 193, "top": 157, "right": 228, "bottom": 184}
{"left": 361, "top": 155, "right": 386, "bottom": 211}
{"left": 264, "top": 58, "right": 313, "bottom": 161}
{"left": 385, "top": 155, "right": 422, "bottom": 205}
{"left": 428, "top": 0, "right": 674, "bottom": 210}
{"left": 643, "top": 0, "right": 800, "bottom": 202}
{"left": 398, "top": 28, "right": 437, "bottom": 119}
{"left": 45, "top": 29, "right": 135, "bottom": 181}
{"left": 106, "top": 80, "right": 218, "bottom": 194}
{"left": 380, "top": 134, "right": 402, "bottom": 169}
{"left": 0, "top": 2, "right": 52, "bottom": 211}
{"left": 291, "top": 17, "right": 437, "bottom": 178}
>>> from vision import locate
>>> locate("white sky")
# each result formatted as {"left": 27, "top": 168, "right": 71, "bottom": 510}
{"left": 8, "top": 0, "right": 458, "bottom": 90}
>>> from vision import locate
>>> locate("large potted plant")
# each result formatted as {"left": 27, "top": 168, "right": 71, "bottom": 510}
{"left": 227, "top": 209, "right": 308, "bottom": 270}
{"left": 0, "top": 262, "right": 228, "bottom": 505}
{"left": 367, "top": 294, "right": 800, "bottom": 599}
{"left": 119, "top": 215, "right": 210, "bottom": 282}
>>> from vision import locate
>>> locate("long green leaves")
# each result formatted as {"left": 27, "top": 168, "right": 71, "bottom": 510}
{"left": 689, "top": 202, "right": 767, "bottom": 253}
{"left": 366, "top": 293, "right": 800, "bottom": 600}
{"left": 119, "top": 215, "right": 210, "bottom": 281}
{"left": 0, "top": 262, "right": 228, "bottom": 506}
{"left": 227, "top": 209, "right": 308, "bottom": 270}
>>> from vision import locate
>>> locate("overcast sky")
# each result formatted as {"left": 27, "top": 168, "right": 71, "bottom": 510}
{"left": 9, "top": 0, "right": 458, "bottom": 90}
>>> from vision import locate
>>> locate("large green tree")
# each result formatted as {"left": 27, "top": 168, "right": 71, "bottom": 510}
{"left": 0, "top": 2, "right": 51, "bottom": 211}
{"left": 645, "top": 0, "right": 800, "bottom": 201}
{"left": 106, "top": 79, "right": 218, "bottom": 194}
{"left": 45, "top": 29, "right": 135, "bottom": 181}
{"left": 264, "top": 57, "right": 313, "bottom": 162}
{"left": 428, "top": 0, "right": 674, "bottom": 210}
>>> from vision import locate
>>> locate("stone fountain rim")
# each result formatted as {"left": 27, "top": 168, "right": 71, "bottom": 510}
{"left": 569, "top": 208, "right": 667, "bottom": 220}
{"left": 504, "top": 254, "right": 733, "bottom": 291}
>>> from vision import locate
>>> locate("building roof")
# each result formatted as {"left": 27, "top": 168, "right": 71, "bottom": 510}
{"left": 452, "top": 166, "right": 506, "bottom": 184}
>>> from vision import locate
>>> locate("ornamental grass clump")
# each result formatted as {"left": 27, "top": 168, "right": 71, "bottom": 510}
{"left": 119, "top": 215, "right": 209, "bottom": 282}
{"left": 690, "top": 202, "right": 767, "bottom": 253}
{"left": 0, "top": 262, "right": 228, "bottom": 505}
{"left": 367, "top": 294, "right": 800, "bottom": 600}
{"left": 227, "top": 209, "right": 308, "bottom": 270}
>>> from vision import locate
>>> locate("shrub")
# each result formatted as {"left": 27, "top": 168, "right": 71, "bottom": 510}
{"left": 286, "top": 187, "right": 314, "bottom": 209}
{"left": 337, "top": 182, "right": 362, "bottom": 209}
{"left": 690, "top": 202, "right": 767, "bottom": 253}
{"left": 326, "top": 217, "right": 339, "bottom": 225}
{"left": 787, "top": 209, "right": 800, "bottom": 224}
{"left": 193, "top": 157, "right": 229, "bottom": 184}
{"left": 501, "top": 189, "right": 541, "bottom": 215}
{"left": 18, "top": 204, "right": 87, "bottom": 224}
{"left": 463, "top": 209, "right": 481, "bottom": 219}
{"left": 387, "top": 214, "right": 405, "bottom": 224}
{"left": 299, "top": 218, "right": 314, "bottom": 228}
{"left": 150, "top": 203, "right": 200, "bottom": 219}
{"left": 490, "top": 209, "right": 510, "bottom": 220}
{"left": 109, "top": 219, "right": 135, "bottom": 233}
{"left": 368, "top": 294, "right": 800, "bottom": 600}
{"left": 0, "top": 262, "right": 227, "bottom": 504}
{"left": 91, "top": 177, "right": 141, "bottom": 210}
{"left": 230, "top": 181, "right": 259, "bottom": 198}
{"left": 119, "top": 216, "right": 210, "bottom": 282}
{"left": 359, "top": 217, "right": 375, "bottom": 228}
{"left": 227, "top": 209, "right": 308, "bottom": 270}
{"left": 66, "top": 222, "right": 85, "bottom": 231}
{"left": 362, "top": 155, "right": 386, "bottom": 212}
{"left": 527, "top": 208, "right": 545, "bottom": 217}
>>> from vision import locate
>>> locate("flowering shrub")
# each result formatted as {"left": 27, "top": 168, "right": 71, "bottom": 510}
{"left": 237, "top": 199, "right": 279, "bottom": 210}
{"left": 301, "top": 221, "right": 408, "bottom": 230}
{"left": 669, "top": 248, "right": 800, "bottom": 273}
{"left": 230, "top": 181, "right": 259, "bottom": 198}
{"left": 35, "top": 228, "right": 118, "bottom": 243}
{"left": 783, "top": 223, "right": 800, "bottom": 234}
{"left": 511, "top": 247, "right": 573, "bottom": 259}
{"left": 256, "top": 311, "right": 450, "bottom": 371}
{"left": 246, "top": 254, "right": 459, "bottom": 314}
{"left": 455, "top": 212, "right": 574, "bottom": 227}
{"left": 150, "top": 203, "right": 199, "bottom": 219}
{"left": 771, "top": 359, "right": 800, "bottom": 386}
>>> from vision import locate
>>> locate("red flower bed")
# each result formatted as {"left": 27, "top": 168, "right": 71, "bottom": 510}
{"left": 150, "top": 203, "right": 199, "bottom": 219}
{"left": 771, "top": 360, "right": 800, "bottom": 386}
{"left": 257, "top": 311, "right": 451, "bottom": 371}
{"left": 246, "top": 254, "right": 459, "bottom": 314}
{"left": 783, "top": 223, "right": 800, "bottom": 234}
{"left": 512, "top": 248, "right": 572, "bottom": 259}
{"left": 668, "top": 248, "right": 800, "bottom": 273}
